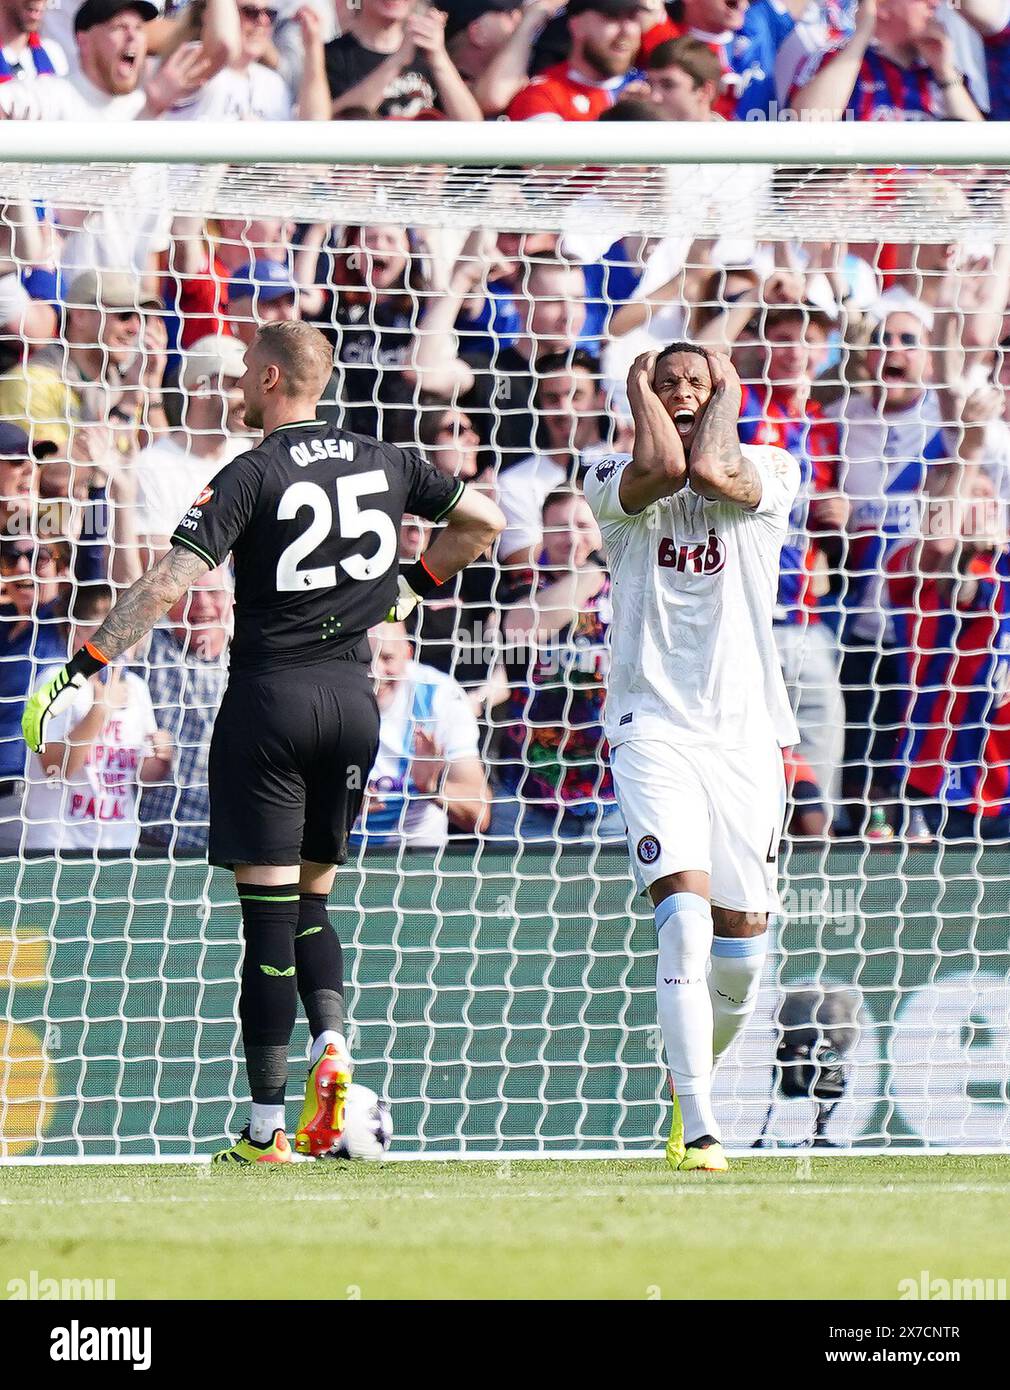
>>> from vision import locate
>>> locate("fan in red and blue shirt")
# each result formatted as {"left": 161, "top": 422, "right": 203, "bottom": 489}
{"left": 738, "top": 380, "right": 841, "bottom": 627}
{"left": 640, "top": 0, "right": 795, "bottom": 120}
{"left": 887, "top": 526, "right": 1010, "bottom": 832}
{"left": 786, "top": 0, "right": 977, "bottom": 121}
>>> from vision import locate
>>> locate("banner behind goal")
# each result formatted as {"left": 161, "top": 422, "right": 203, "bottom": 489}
{"left": 1, "top": 127, "right": 1009, "bottom": 1158}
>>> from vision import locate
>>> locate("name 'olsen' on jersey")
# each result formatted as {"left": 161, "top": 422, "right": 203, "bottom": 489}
{"left": 170, "top": 421, "right": 463, "bottom": 678}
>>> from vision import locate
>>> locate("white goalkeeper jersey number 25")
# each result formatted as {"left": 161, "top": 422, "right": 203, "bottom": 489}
{"left": 583, "top": 445, "right": 801, "bottom": 754}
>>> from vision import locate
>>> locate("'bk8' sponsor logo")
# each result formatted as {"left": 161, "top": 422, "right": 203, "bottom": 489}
{"left": 658, "top": 529, "right": 726, "bottom": 576}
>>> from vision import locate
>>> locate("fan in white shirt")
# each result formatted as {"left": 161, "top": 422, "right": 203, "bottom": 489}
{"left": 25, "top": 586, "right": 172, "bottom": 852}
{"left": 584, "top": 342, "right": 800, "bottom": 1174}
{"left": 0, "top": 0, "right": 217, "bottom": 276}
{"left": 162, "top": 0, "right": 290, "bottom": 121}
{"left": 162, "top": 0, "right": 332, "bottom": 120}
{"left": 134, "top": 333, "right": 253, "bottom": 559}
{"left": 0, "top": 0, "right": 212, "bottom": 119}
{"left": 40, "top": 0, "right": 157, "bottom": 77}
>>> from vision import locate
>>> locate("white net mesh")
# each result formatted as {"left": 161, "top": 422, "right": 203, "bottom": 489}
{"left": 5, "top": 159, "right": 1010, "bottom": 243}
{"left": 2, "top": 147, "right": 1010, "bottom": 1158}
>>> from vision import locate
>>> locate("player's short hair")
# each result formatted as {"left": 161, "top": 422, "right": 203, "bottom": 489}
{"left": 647, "top": 35, "right": 722, "bottom": 90}
{"left": 654, "top": 340, "right": 707, "bottom": 374}
{"left": 253, "top": 321, "right": 334, "bottom": 400}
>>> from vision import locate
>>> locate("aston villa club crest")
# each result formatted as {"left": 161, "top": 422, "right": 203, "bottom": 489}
{"left": 637, "top": 835, "right": 661, "bottom": 865}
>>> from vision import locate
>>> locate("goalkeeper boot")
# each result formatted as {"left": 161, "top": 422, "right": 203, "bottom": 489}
{"left": 665, "top": 1090, "right": 686, "bottom": 1171}
{"left": 295, "top": 1042, "right": 353, "bottom": 1157}
{"left": 680, "top": 1134, "right": 729, "bottom": 1173}
{"left": 212, "top": 1126, "right": 294, "bottom": 1166}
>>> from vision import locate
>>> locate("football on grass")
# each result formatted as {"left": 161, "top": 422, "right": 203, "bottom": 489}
{"left": 331, "top": 1084, "right": 393, "bottom": 1160}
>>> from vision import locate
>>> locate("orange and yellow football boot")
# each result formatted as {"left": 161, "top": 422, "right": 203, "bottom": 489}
{"left": 212, "top": 1127, "right": 294, "bottom": 1166}
{"left": 294, "top": 1043, "right": 353, "bottom": 1157}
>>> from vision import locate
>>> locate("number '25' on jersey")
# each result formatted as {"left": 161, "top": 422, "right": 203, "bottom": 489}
{"left": 170, "top": 420, "right": 463, "bottom": 677}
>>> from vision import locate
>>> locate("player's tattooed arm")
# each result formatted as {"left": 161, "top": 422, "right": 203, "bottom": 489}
{"left": 90, "top": 544, "right": 211, "bottom": 660}
{"left": 688, "top": 351, "right": 763, "bottom": 509}
{"left": 620, "top": 351, "right": 689, "bottom": 513}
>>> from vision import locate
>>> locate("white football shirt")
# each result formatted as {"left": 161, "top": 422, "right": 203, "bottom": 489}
{"left": 162, "top": 63, "right": 293, "bottom": 122}
{"left": 583, "top": 444, "right": 801, "bottom": 752}
{"left": 356, "top": 661, "right": 481, "bottom": 848}
{"left": 134, "top": 434, "right": 248, "bottom": 541}
{"left": 24, "top": 668, "right": 159, "bottom": 851}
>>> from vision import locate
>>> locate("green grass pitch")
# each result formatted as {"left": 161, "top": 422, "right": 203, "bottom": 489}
{"left": 2, "top": 1156, "right": 1008, "bottom": 1300}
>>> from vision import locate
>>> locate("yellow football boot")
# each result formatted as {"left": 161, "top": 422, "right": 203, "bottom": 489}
{"left": 212, "top": 1126, "right": 294, "bottom": 1165}
{"left": 295, "top": 1043, "right": 353, "bottom": 1157}
{"left": 679, "top": 1136, "right": 730, "bottom": 1173}
{"left": 665, "top": 1091, "right": 686, "bottom": 1170}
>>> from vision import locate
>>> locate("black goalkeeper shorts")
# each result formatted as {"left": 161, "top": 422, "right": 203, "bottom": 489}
{"left": 207, "top": 665, "right": 380, "bottom": 869}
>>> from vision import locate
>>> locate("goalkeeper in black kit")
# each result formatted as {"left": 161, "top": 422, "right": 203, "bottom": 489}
{"left": 23, "top": 322, "right": 505, "bottom": 1164}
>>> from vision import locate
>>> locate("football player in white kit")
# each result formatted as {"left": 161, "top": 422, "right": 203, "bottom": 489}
{"left": 584, "top": 343, "right": 800, "bottom": 1172}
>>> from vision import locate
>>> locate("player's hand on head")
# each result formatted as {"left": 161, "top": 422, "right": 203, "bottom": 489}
{"left": 703, "top": 349, "right": 743, "bottom": 416}
{"left": 627, "top": 351, "right": 659, "bottom": 402}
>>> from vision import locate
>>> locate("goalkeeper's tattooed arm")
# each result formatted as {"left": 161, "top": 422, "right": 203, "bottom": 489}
{"left": 387, "top": 485, "right": 505, "bottom": 621}
{"left": 688, "top": 351, "right": 762, "bottom": 509}
{"left": 22, "top": 545, "right": 209, "bottom": 754}
{"left": 91, "top": 545, "right": 211, "bottom": 659}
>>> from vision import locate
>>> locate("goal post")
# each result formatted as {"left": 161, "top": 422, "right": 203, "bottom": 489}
{"left": 1, "top": 125, "right": 1009, "bottom": 1160}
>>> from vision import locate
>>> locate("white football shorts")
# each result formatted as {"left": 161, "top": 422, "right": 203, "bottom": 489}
{"left": 609, "top": 737, "right": 787, "bottom": 912}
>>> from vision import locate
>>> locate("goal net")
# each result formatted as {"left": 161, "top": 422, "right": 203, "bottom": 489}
{"left": 1, "top": 125, "right": 1009, "bottom": 1159}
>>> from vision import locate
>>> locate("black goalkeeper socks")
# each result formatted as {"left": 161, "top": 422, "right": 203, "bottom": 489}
{"left": 237, "top": 882, "right": 300, "bottom": 1106}
{"left": 295, "top": 892, "right": 346, "bottom": 1039}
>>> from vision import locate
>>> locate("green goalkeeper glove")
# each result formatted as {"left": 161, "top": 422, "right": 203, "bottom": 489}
{"left": 384, "top": 559, "right": 445, "bottom": 623}
{"left": 22, "top": 643, "right": 108, "bottom": 754}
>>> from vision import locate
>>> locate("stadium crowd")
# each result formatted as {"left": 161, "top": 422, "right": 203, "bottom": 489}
{"left": 3, "top": 0, "right": 1010, "bottom": 853}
